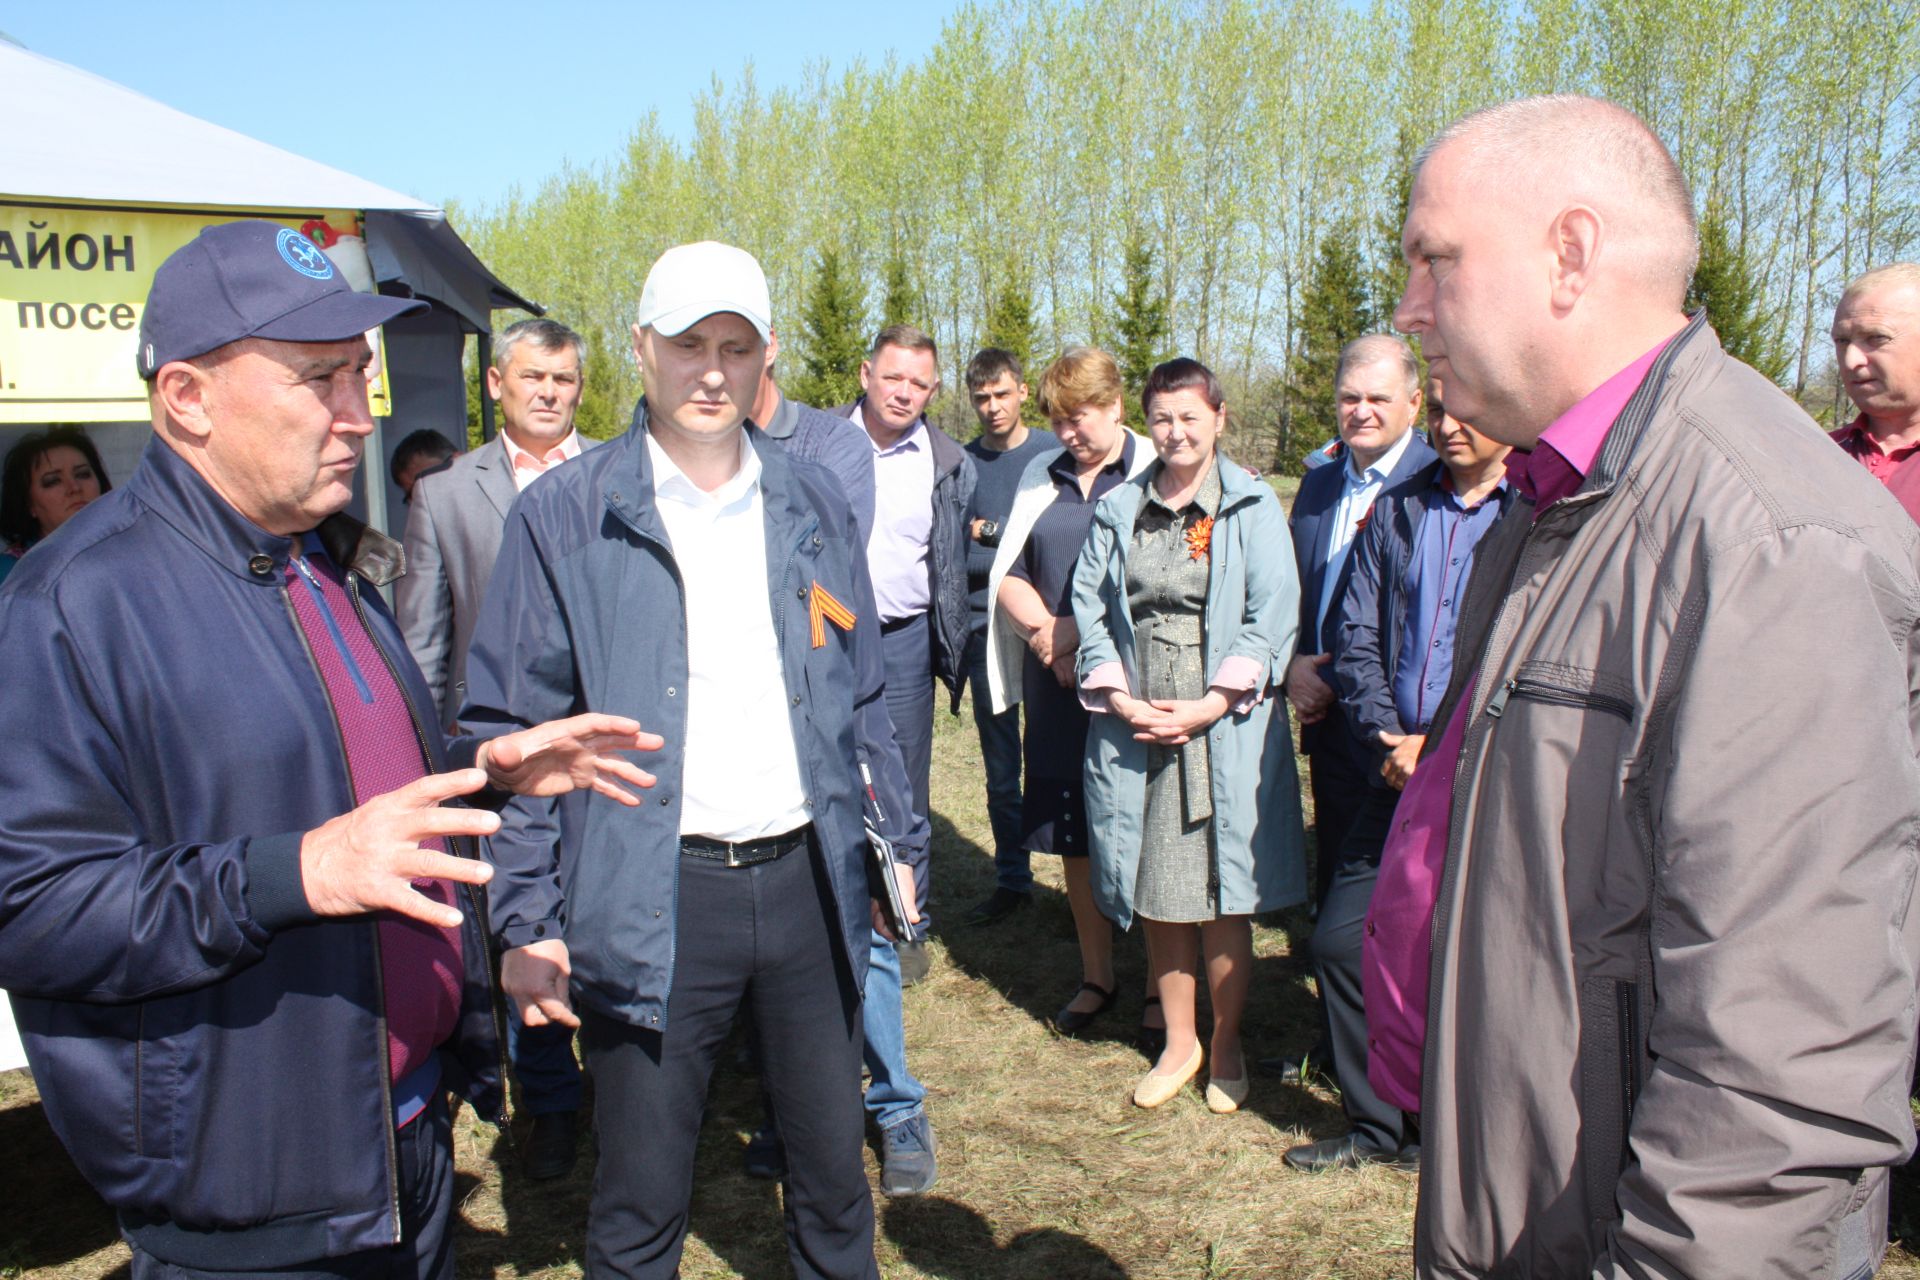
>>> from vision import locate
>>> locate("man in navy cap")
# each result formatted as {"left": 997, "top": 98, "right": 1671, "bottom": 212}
{"left": 0, "top": 219, "right": 658, "bottom": 1280}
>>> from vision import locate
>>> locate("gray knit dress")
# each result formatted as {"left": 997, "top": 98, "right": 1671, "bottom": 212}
{"left": 1128, "top": 463, "right": 1223, "bottom": 923}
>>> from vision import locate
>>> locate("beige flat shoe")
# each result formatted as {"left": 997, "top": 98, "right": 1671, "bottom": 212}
{"left": 1133, "top": 1042, "right": 1204, "bottom": 1108}
{"left": 1206, "top": 1073, "right": 1249, "bottom": 1114}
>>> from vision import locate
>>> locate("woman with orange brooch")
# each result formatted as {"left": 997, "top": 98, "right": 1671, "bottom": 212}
{"left": 1073, "top": 357, "right": 1307, "bottom": 1110}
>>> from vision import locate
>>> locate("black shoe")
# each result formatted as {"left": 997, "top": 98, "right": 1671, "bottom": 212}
{"left": 743, "top": 1125, "right": 787, "bottom": 1181}
{"left": 1135, "top": 994, "right": 1166, "bottom": 1059}
{"left": 897, "top": 940, "right": 931, "bottom": 987}
{"left": 1258, "top": 1048, "right": 1334, "bottom": 1088}
{"left": 1282, "top": 1132, "right": 1419, "bottom": 1174}
{"left": 964, "top": 887, "right": 1031, "bottom": 926}
{"left": 522, "top": 1111, "right": 578, "bottom": 1181}
{"left": 1052, "top": 981, "right": 1115, "bottom": 1034}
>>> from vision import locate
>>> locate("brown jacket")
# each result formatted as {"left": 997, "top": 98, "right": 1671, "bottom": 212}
{"left": 1416, "top": 316, "right": 1920, "bottom": 1278}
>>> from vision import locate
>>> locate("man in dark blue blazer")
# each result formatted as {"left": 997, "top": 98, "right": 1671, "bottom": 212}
{"left": 1285, "top": 335, "right": 1437, "bottom": 908}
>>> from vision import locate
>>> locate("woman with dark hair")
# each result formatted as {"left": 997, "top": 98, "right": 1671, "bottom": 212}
{"left": 1073, "top": 357, "right": 1307, "bottom": 1111}
{"left": 0, "top": 427, "right": 112, "bottom": 583}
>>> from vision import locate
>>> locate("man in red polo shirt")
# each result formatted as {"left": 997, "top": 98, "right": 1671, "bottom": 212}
{"left": 1373, "top": 95, "right": 1920, "bottom": 1278}
{"left": 1831, "top": 262, "right": 1920, "bottom": 524}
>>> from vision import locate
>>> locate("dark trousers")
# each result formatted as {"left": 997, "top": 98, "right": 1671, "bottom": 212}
{"left": 1309, "top": 786, "right": 1407, "bottom": 1155}
{"left": 965, "top": 629, "right": 1028, "bottom": 893}
{"left": 881, "top": 612, "right": 935, "bottom": 922}
{"left": 1307, "top": 705, "right": 1370, "bottom": 909}
{"left": 508, "top": 1013, "right": 583, "bottom": 1115}
{"left": 580, "top": 840, "right": 876, "bottom": 1280}
{"left": 129, "top": 1092, "right": 455, "bottom": 1280}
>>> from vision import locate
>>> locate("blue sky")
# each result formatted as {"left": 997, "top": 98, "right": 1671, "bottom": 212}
{"left": 2, "top": 3, "right": 954, "bottom": 210}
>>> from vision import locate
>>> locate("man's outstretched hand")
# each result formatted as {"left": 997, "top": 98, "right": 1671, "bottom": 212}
{"left": 478, "top": 713, "right": 664, "bottom": 805}
{"left": 503, "top": 939, "right": 579, "bottom": 1029}
{"left": 300, "top": 768, "right": 499, "bottom": 928}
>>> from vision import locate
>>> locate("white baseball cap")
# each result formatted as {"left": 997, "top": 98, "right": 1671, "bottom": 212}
{"left": 635, "top": 241, "right": 772, "bottom": 341}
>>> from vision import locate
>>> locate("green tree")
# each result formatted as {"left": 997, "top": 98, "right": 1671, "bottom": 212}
{"left": 880, "top": 249, "right": 924, "bottom": 331}
{"left": 1283, "top": 227, "right": 1375, "bottom": 474}
{"left": 574, "top": 328, "right": 631, "bottom": 440}
{"left": 1688, "top": 199, "right": 1790, "bottom": 384}
{"left": 1109, "top": 229, "right": 1171, "bottom": 425}
{"left": 792, "top": 245, "right": 867, "bottom": 410}
{"left": 981, "top": 271, "right": 1048, "bottom": 425}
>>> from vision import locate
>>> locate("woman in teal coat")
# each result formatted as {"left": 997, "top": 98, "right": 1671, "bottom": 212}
{"left": 1071, "top": 358, "right": 1307, "bottom": 1113}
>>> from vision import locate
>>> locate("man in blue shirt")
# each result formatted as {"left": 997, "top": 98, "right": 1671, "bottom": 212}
{"left": 957, "top": 349, "right": 1056, "bottom": 925}
{"left": 1283, "top": 390, "right": 1512, "bottom": 1173}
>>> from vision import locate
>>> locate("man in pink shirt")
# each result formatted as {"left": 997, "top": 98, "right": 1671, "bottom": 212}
{"left": 1371, "top": 95, "right": 1920, "bottom": 1278}
{"left": 1831, "top": 263, "right": 1920, "bottom": 524}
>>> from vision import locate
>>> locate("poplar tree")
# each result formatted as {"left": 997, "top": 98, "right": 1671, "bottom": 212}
{"left": 792, "top": 246, "right": 867, "bottom": 410}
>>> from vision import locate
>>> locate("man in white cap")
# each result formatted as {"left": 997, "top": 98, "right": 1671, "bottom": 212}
{"left": 462, "top": 240, "right": 926, "bottom": 1279}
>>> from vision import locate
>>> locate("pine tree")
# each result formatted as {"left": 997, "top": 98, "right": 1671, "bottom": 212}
{"left": 880, "top": 249, "right": 923, "bottom": 332}
{"left": 982, "top": 271, "right": 1046, "bottom": 425}
{"left": 1374, "top": 128, "right": 1417, "bottom": 327}
{"left": 1109, "top": 229, "right": 1171, "bottom": 425}
{"left": 791, "top": 245, "right": 868, "bottom": 409}
{"left": 1283, "top": 227, "right": 1375, "bottom": 474}
{"left": 1688, "top": 200, "right": 1789, "bottom": 383}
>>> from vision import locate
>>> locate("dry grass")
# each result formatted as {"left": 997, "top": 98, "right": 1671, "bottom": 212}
{"left": 9, "top": 520, "right": 1920, "bottom": 1275}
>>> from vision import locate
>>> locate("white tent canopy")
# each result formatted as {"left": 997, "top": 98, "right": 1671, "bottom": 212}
{"left": 1, "top": 41, "right": 436, "bottom": 212}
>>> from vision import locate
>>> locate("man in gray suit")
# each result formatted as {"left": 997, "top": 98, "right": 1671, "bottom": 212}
{"left": 398, "top": 316, "right": 598, "bottom": 1181}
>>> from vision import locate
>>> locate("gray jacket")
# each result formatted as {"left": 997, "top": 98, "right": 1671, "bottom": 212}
{"left": 1413, "top": 315, "right": 1920, "bottom": 1277}
{"left": 762, "top": 393, "right": 875, "bottom": 543}
{"left": 834, "top": 400, "right": 976, "bottom": 710}
{"left": 396, "top": 432, "right": 598, "bottom": 725}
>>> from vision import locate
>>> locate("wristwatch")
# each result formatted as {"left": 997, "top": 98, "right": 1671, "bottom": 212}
{"left": 977, "top": 519, "right": 1002, "bottom": 547}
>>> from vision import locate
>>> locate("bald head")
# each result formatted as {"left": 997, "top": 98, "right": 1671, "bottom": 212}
{"left": 1394, "top": 95, "right": 1696, "bottom": 447}
{"left": 1418, "top": 95, "right": 1698, "bottom": 307}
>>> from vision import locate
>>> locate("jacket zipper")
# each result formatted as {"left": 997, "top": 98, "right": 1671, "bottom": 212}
{"left": 1616, "top": 980, "right": 1641, "bottom": 1164}
{"left": 1484, "top": 676, "right": 1634, "bottom": 722}
{"left": 348, "top": 578, "right": 513, "bottom": 1128}
{"left": 279, "top": 585, "right": 403, "bottom": 1244}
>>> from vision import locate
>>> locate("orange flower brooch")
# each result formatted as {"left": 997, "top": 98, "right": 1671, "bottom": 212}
{"left": 1184, "top": 515, "right": 1215, "bottom": 561}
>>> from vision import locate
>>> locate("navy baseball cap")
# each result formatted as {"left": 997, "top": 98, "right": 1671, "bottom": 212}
{"left": 137, "top": 219, "right": 427, "bottom": 378}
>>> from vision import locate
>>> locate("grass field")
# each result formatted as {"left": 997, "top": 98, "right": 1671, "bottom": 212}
{"left": 6, "top": 470, "right": 1920, "bottom": 1277}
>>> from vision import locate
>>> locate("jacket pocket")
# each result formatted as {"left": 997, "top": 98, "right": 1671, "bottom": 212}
{"left": 1486, "top": 665, "right": 1635, "bottom": 722}
{"left": 1577, "top": 975, "right": 1644, "bottom": 1226}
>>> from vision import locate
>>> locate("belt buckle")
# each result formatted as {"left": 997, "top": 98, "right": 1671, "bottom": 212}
{"left": 724, "top": 841, "right": 743, "bottom": 868}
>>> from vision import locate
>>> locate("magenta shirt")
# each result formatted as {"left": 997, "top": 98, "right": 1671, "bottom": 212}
{"left": 1362, "top": 337, "right": 1671, "bottom": 1113}
{"left": 1832, "top": 415, "right": 1920, "bottom": 527}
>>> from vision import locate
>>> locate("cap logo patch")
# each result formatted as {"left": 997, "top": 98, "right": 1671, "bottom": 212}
{"left": 276, "top": 228, "right": 335, "bottom": 281}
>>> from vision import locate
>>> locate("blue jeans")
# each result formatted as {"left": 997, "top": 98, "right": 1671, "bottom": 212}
{"left": 860, "top": 929, "right": 926, "bottom": 1131}
{"left": 965, "top": 629, "right": 1029, "bottom": 894}
{"left": 508, "top": 1010, "right": 584, "bottom": 1116}
{"left": 880, "top": 614, "right": 935, "bottom": 924}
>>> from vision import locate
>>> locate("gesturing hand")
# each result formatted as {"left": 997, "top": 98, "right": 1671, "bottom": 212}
{"left": 502, "top": 939, "right": 578, "bottom": 1029}
{"left": 299, "top": 768, "right": 499, "bottom": 929}
{"left": 478, "top": 713, "right": 665, "bottom": 806}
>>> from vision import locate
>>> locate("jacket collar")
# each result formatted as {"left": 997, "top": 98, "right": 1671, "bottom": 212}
{"left": 1580, "top": 309, "right": 1713, "bottom": 499}
{"left": 127, "top": 435, "right": 404, "bottom": 586}
{"left": 604, "top": 399, "right": 815, "bottom": 547}
{"left": 761, "top": 392, "right": 799, "bottom": 441}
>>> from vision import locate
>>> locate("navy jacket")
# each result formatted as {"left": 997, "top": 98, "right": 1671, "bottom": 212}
{"left": 1331, "top": 459, "right": 1520, "bottom": 778}
{"left": 833, "top": 400, "right": 976, "bottom": 711}
{"left": 461, "top": 406, "right": 929, "bottom": 1031}
{"left": 1287, "top": 432, "right": 1437, "bottom": 757}
{"left": 0, "top": 439, "right": 503, "bottom": 1268}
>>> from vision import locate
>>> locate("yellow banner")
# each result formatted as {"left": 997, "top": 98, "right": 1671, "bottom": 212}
{"left": 0, "top": 204, "right": 395, "bottom": 424}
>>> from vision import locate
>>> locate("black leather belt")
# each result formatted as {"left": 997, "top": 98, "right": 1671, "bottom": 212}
{"left": 879, "top": 612, "right": 923, "bottom": 634}
{"left": 680, "top": 826, "right": 810, "bottom": 867}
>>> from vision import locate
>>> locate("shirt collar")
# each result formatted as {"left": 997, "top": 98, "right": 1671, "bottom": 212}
{"left": 645, "top": 429, "right": 759, "bottom": 509}
{"left": 508, "top": 430, "right": 581, "bottom": 471}
{"left": 1535, "top": 336, "right": 1674, "bottom": 481}
{"left": 1346, "top": 427, "right": 1414, "bottom": 485}
{"left": 1435, "top": 467, "right": 1509, "bottom": 511}
{"left": 1836, "top": 413, "right": 1920, "bottom": 461}
{"left": 1145, "top": 457, "right": 1223, "bottom": 517}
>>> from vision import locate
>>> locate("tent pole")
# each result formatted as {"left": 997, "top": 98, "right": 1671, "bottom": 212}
{"left": 477, "top": 333, "right": 496, "bottom": 444}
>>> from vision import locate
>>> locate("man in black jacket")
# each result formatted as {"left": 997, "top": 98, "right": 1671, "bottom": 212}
{"left": 1285, "top": 390, "right": 1512, "bottom": 1173}
{"left": 836, "top": 324, "right": 976, "bottom": 979}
